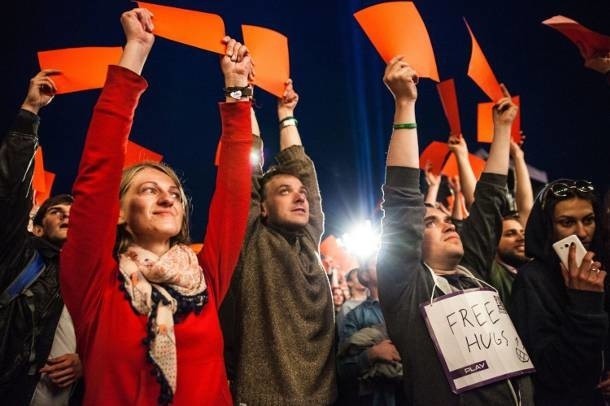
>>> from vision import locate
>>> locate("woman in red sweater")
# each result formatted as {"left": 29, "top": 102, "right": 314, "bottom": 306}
{"left": 60, "top": 8, "right": 253, "bottom": 405}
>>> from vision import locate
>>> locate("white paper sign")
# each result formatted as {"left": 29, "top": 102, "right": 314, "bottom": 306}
{"left": 420, "top": 288, "right": 534, "bottom": 393}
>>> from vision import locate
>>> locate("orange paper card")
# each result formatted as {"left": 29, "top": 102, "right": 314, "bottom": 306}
{"left": 420, "top": 141, "right": 450, "bottom": 175}
{"left": 36, "top": 171, "right": 56, "bottom": 206}
{"left": 543, "top": 16, "right": 610, "bottom": 59}
{"left": 242, "top": 25, "right": 289, "bottom": 97}
{"left": 465, "top": 20, "right": 503, "bottom": 102}
{"left": 442, "top": 153, "right": 486, "bottom": 180}
{"left": 477, "top": 96, "right": 521, "bottom": 143}
{"left": 137, "top": 2, "right": 225, "bottom": 54}
{"left": 436, "top": 79, "right": 462, "bottom": 136}
{"left": 33, "top": 147, "right": 47, "bottom": 196}
{"left": 354, "top": 1, "right": 439, "bottom": 81}
{"left": 38, "top": 47, "right": 123, "bottom": 94}
{"left": 124, "top": 141, "right": 163, "bottom": 168}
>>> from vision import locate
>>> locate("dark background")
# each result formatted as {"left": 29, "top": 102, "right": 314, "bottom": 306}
{"left": 2, "top": 0, "right": 609, "bottom": 241}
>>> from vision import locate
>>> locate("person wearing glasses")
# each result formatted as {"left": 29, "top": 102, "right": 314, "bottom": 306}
{"left": 510, "top": 179, "right": 608, "bottom": 405}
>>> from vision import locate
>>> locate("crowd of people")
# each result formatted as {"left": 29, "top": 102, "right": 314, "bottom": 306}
{"left": 1, "top": 7, "right": 609, "bottom": 406}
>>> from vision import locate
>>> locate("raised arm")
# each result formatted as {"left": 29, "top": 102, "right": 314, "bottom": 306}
{"left": 423, "top": 163, "right": 440, "bottom": 206}
{"left": 199, "top": 36, "right": 253, "bottom": 304}
{"left": 510, "top": 139, "right": 533, "bottom": 224}
{"left": 384, "top": 57, "right": 418, "bottom": 168}
{"left": 273, "top": 80, "right": 324, "bottom": 242}
{"left": 60, "top": 8, "right": 153, "bottom": 327}
{"left": 377, "top": 57, "right": 425, "bottom": 314}
{"left": 459, "top": 85, "right": 517, "bottom": 278}
{"left": 0, "top": 71, "right": 56, "bottom": 284}
{"left": 447, "top": 135, "right": 476, "bottom": 209}
{"left": 447, "top": 176, "right": 468, "bottom": 221}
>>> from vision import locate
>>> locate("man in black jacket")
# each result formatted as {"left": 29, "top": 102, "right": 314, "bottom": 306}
{"left": 377, "top": 57, "right": 533, "bottom": 405}
{"left": 0, "top": 70, "right": 81, "bottom": 405}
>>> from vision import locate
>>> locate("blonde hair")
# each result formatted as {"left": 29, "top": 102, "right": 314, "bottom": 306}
{"left": 116, "top": 162, "right": 191, "bottom": 255}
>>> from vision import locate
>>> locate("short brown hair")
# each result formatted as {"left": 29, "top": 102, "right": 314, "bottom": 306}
{"left": 33, "top": 194, "right": 74, "bottom": 226}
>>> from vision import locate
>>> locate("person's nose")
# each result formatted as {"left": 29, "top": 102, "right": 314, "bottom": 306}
{"left": 575, "top": 222, "right": 589, "bottom": 240}
{"left": 158, "top": 190, "right": 176, "bottom": 207}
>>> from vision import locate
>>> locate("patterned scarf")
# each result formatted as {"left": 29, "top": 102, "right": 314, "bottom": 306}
{"left": 119, "top": 244, "right": 207, "bottom": 402}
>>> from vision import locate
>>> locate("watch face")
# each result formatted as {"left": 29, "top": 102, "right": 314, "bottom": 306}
{"left": 230, "top": 90, "right": 243, "bottom": 99}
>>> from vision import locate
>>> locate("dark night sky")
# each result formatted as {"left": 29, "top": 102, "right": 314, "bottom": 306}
{"left": 2, "top": 0, "right": 609, "bottom": 240}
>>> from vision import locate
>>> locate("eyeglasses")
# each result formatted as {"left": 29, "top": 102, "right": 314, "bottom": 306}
{"left": 540, "top": 180, "right": 595, "bottom": 209}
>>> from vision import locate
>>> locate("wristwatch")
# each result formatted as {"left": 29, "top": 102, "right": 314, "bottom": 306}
{"left": 224, "top": 86, "right": 253, "bottom": 100}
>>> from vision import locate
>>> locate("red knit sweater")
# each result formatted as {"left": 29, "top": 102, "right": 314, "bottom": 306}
{"left": 60, "top": 65, "right": 252, "bottom": 405}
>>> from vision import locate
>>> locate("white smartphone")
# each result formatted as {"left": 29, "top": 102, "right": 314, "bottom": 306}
{"left": 552, "top": 234, "right": 587, "bottom": 269}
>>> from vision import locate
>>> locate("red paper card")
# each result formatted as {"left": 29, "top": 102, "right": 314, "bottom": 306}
{"left": 420, "top": 141, "right": 450, "bottom": 175}
{"left": 137, "top": 2, "right": 225, "bottom": 54}
{"left": 465, "top": 20, "right": 503, "bottom": 101}
{"left": 436, "top": 79, "right": 462, "bottom": 136}
{"left": 354, "top": 1, "right": 439, "bottom": 81}
{"left": 124, "top": 141, "right": 163, "bottom": 168}
{"left": 442, "top": 153, "right": 486, "bottom": 180}
{"left": 477, "top": 96, "right": 521, "bottom": 143}
{"left": 38, "top": 47, "right": 122, "bottom": 94}
{"left": 543, "top": 15, "right": 610, "bottom": 59}
{"left": 242, "top": 25, "right": 290, "bottom": 97}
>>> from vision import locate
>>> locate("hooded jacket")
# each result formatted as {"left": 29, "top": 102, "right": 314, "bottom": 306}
{"left": 510, "top": 181, "right": 609, "bottom": 405}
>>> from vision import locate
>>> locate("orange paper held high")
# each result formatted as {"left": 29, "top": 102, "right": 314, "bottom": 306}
{"left": 465, "top": 19, "right": 503, "bottom": 102}
{"left": 542, "top": 15, "right": 610, "bottom": 59}
{"left": 36, "top": 172, "right": 56, "bottom": 206}
{"left": 354, "top": 1, "right": 439, "bottom": 82}
{"left": 436, "top": 79, "right": 462, "bottom": 136}
{"left": 124, "top": 141, "right": 164, "bottom": 168}
{"left": 242, "top": 25, "right": 290, "bottom": 97}
{"left": 137, "top": 1, "right": 225, "bottom": 54}
{"left": 38, "top": 47, "right": 123, "bottom": 94}
{"left": 477, "top": 96, "right": 521, "bottom": 144}
{"left": 442, "top": 153, "right": 486, "bottom": 180}
{"left": 419, "top": 141, "right": 450, "bottom": 176}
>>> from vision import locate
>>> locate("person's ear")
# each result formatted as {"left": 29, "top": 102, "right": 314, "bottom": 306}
{"left": 118, "top": 208, "right": 126, "bottom": 225}
{"left": 260, "top": 201, "right": 268, "bottom": 219}
{"left": 32, "top": 224, "right": 45, "bottom": 237}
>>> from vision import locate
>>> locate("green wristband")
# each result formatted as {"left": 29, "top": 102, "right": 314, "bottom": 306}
{"left": 393, "top": 122, "right": 417, "bottom": 130}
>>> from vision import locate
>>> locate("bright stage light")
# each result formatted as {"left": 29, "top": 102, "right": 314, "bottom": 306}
{"left": 338, "top": 220, "right": 380, "bottom": 259}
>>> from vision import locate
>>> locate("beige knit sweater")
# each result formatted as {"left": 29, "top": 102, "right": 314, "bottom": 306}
{"left": 223, "top": 143, "right": 336, "bottom": 405}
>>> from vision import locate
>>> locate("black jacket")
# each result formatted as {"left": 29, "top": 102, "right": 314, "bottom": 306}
{"left": 510, "top": 189, "right": 608, "bottom": 405}
{"left": 378, "top": 167, "right": 533, "bottom": 405}
{"left": 0, "top": 109, "right": 65, "bottom": 404}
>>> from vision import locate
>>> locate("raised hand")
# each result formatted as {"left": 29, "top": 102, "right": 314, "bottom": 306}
{"left": 493, "top": 84, "right": 518, "bottom": 127}
{"left": 447, "top": 135, "right": 468, "bottom": 158}
{"left": 118, "top": 8, "right": 155, "bottom": 75}
{"left": 120, "top": 8, "right": 154, "bottom": 47}
{"left": 220, "top": 36, "right": 253, "bottom": 89}
{"left": 21, "top": 70, "right": 60, "bottom": 114}
{"left": 383, "top": 56, "right": 418, "bottom": 103}
{"left": 278, "top": 79, "right": 299, "bottom": 119}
